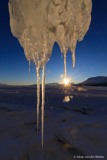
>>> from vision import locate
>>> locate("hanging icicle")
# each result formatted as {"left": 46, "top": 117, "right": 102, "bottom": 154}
{"left": 36, "top": 66, "right": 40, "bottom": 132}
{"left": 28, "top": 59, "right": 31, "bottom": 79}
{"left": 64, "top": 53, "right": 67, "bottom": 79}
{"left": 41, "top": 64, "right": 45, "bottom": 148}
{"left": 8, "top": 0, "right": 92, "bottom": 148}
{"left": 72, "top": 51, "right": 75, "bottom": 68}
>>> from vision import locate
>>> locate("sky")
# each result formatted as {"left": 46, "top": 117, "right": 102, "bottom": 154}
{"left": 0, "top": 0, "right": 107, "bottom": 85}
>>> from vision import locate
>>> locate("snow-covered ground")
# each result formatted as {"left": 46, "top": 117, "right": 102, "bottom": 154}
{"left": 0, "top": 86, "right": 107, "bottom": 160}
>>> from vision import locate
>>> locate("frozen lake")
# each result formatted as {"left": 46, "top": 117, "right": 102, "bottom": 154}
{"left": 0, "top": 85, "right": 107, "bottom": 160}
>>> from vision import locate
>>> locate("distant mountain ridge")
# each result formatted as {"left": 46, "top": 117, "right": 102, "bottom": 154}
{"left": 0, "top": 83, "right": 8, "bottom": 86}
{"left": 0, "top": 76, "right": 107, "bottom": 87}
{"left": 0, "top": 83, "right": 59, "bottom": 87}
{"left": 78, "top": 76, "right": 107, "bottom": 86}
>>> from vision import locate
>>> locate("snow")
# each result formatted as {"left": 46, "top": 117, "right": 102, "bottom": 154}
{"left": 0, "top": 107, "right": 107, "bottom": 160}
{"left": 8, "top": 0, "right": 92, "bottom": 147}
{"left": 0, "top": 86, "right": 107, "bottom": 159}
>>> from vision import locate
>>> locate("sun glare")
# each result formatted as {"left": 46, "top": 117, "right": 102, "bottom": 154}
{"left": 63, "top": 78, "right": 70, "bottom": 86}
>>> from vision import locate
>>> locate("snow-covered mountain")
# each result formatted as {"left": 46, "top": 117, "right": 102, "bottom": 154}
{"left": 78, "top": 76, "right": 107, "bottom": 86}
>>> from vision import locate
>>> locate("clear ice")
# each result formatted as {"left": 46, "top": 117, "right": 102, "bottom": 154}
{"left": 8, "top": 0, "right": 92, "bottom": 147}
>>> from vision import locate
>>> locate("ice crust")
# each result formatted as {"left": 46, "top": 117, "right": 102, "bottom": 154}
{"left": 8, "top": 0, "right": 92, "bottom": 147}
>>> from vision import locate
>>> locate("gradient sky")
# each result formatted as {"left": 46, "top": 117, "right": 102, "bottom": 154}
{"left": 0, "top": 0, "right": 107, "bottom": 85}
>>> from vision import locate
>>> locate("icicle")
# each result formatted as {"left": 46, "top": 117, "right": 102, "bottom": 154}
{"left": 28, "top": 59, "right": 31, "bottom": 79}
{"left": 9, "top": 0, "right": 92, "bottom": 149}
{"left": 41, "top": 64, "right": 45, "bottom": 149}
{"left": 71, "top": 26, "right": 76, "bottom": 68}
{"left": 72, "top": 51, "right": 75, "bottom": 68}
{"left": 36, "top": 66, "right": 40, "bottom": 132}
{"left": 64, "top": 53, "right": 67, "bottom": 79}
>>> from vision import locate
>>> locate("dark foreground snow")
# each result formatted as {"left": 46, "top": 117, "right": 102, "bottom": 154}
{"left": 0, "top": 86, "right": 107, "bottom": 160}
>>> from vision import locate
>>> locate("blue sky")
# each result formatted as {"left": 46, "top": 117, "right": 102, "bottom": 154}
{"left": 0, "top": 0, "right": 107, "bottom": 85}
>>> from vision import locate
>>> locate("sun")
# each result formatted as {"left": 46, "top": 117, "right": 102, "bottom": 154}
{"left": 63, "top": 78, "right": 70, "bottom": 86}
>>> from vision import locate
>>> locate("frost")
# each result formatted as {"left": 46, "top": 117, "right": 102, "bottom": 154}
{"left": 8, "top": 0, "right": 92, "bottom": 147}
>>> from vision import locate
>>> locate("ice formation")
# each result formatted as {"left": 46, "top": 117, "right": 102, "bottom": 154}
{"left": 63, "top": 95, "right": 73, "bottom": 103}
{"left": 8, "top": 0, "right": 92, "bottom": 147}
